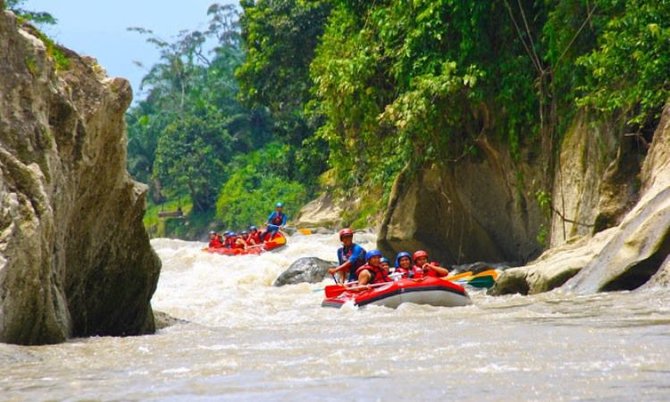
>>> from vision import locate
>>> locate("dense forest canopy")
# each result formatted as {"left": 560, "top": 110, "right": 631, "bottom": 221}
{"left": 112, "top": 1, "right": 670, "bottom": 235}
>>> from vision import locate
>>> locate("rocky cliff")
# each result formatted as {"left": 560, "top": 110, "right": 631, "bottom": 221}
{"left": 491, "top": 104, "right": 670, "bottom": 295}
{"left": 0, "top": 10, "right": 161, "bottom": 344}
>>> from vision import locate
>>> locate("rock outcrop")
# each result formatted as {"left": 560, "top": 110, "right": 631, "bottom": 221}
{"left": 0, "top": 11, "right": 160, "bottom": 344}
{"left": 564, "top": 103, "right": 670, "bottom": 293}
{"left": 273, "top": 257, "right": 335, "bottom": 286}
{"left": 490, "top": 103, "right": 670, "bottom": 295}
{"left": 378, "top": 138, "right": 545, "bottom": 266}
{"left": 293, "top": 192, "right": 343, "bottom": 229}
{"left": 548, "top": 110, "right": 647, "bottom": 249}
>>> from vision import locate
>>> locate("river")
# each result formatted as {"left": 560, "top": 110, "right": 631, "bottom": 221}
{"left": 2, "top": 232, "right": 670, "bottom": 401}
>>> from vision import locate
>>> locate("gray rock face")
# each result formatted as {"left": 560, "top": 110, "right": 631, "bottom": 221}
{"left": 491, "top": 103, "right": 670, "bottom": 295}
{"left": 294, "top": 193, "right": 343, "bottom": 229}
{"left": 549, "top": 113, "right": 640, "bottom": 247}
{"left": 0, "top": 12, "right": 160, "bottom": 344}
{"left": 273, "top": 257, "right": 336, "bottom": 286}
{"left": 489, "top": 228, "right": 616, "bottom": 295}
{"left": 565, "top": 104, "right": 670, "bottom": 293}
{"left": 378, "top": 138, "right": 545, "bottom": 266}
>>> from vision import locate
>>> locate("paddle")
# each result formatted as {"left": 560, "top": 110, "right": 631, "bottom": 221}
{"left": 463, "top": 276, "right": 496, "bottom": 288}
{"left": 445, "top": 271, "right": 474, "bottom": 281}
{"left": 452, "top": 269, "right": 499, "bottom": 288}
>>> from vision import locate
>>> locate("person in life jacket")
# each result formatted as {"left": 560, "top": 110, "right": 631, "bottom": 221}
{"left": 246, "top": 226, "right": 262, "bottom": 245}
{"left": 261, "top": 202, "right": 287, "bottom": 241}
{"left": 380, "top": 257, "right": 390, "bottom": 272}
{"left": 268, "top": 202, "right": 288, "bottom": 226}
{"left": 392, "top": 251, "right": 413, "bottom": 278}
{"left": 233, "top": 232, "right": 247, "bottom": 249}
{"left": 208, "top": 231, "right": 224, "bottom": 248}
{"left": 328, "top": 228, "right": 366, "bottom": 283}
{"left": 223, "top": 231, "right": 236, "bottom": 249}
{"left": 412, "top": 250, "right": 449, "bottom": 278}
{"left": 355, "top": 250, "right": 391, "bottom": 287}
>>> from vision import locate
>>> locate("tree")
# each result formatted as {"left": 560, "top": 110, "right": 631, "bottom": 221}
{"left": 237, "top": 0, "right": 332, "bottom": 146}
{"left": 154, "top": 115, "right": 232, "bottom": 212}
{"left": 215, "top": 143, "right": 308, "bottom": 228}
{"left": 126, "top": 3, "right": 274, "bottom": 212}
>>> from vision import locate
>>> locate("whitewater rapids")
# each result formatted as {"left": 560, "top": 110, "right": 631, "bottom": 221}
{"left": 1, "top": 232, "right": 669, "bottom": 401}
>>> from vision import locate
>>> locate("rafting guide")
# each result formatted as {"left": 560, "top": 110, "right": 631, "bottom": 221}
{"left": 263, "top": 202, "right": 287, "bottom": 241}
{"left": 328, "top": 228, "right": 367, "bottom": 283}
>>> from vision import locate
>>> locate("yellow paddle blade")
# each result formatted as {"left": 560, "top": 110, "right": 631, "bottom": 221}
{"left": 445, "top": 271, "right": 473, "bottom": 281}
{"left": 471, "top": 269, "right": 499, "bottom": 280}
{"left": 298, "top": 228, "right": 313, "bottom": 235}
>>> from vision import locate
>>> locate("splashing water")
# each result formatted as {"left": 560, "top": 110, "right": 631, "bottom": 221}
{"left": 1, "top": 232, "right": 670, "bottom": 401}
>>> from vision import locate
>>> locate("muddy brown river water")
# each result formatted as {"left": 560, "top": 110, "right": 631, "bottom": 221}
{"left": 2, "top": 233, "right": 669, "bottom": 401}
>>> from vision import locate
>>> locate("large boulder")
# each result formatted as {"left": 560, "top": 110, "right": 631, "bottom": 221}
{"left": 378, "top": 138, "right": 545, "bottom": 266}
{"left": 489, "top": 228, "right": 616, "bottom": 295}
{"left": 273, "top": 257, "right": 336, "bottom": 286}
{"left": 293, "top": 192, "right": 343, "bottom": 229}
{"left": 0, "top": 12, "right": 160, "bottom": 344}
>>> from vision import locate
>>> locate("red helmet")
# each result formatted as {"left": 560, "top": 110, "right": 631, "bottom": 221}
{"left": 413, "top": 250, "right": 429, "bottom": 261}
{"left": 339, "top": 228, "right": 354, "bottom": 240}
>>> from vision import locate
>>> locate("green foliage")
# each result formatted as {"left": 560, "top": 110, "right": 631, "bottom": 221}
{"left": 127, "top": 5, "right": 277, "bottom": 213}
{"left": 143, "top": 196, "right": 191, "bottom": 237}
{"left": 535, "top": 189, "right": 553, "bottom": 245}
{"left": 127, "top": 0, "right": 670, "bottom": 238}
{"left": 309, "top": 4, "right": 395, "bottom": 188}
{"left": 153, "top": 114, "right": 232, "bottom": 212}
{"left": 576, "top": 0, "right": 670, "bottom": 126}
{"left": 306, "top": 0, "right": 669, "bottom": 198}
{"left": 310, "top": 1, "right": 544, "bottom": 190}
{"left": 535, "top": 189, "right": 552, "bottom": 214}
{"left": 237, "top": 0, "right": 332, "bottom": 188}
{"left": 24, "top": 27, "right": 71, "bottom": 71}
{"left": 215, "top": 143, "right": 308, "bottom": 228}
{"left": 237, "top": 0, "right": 331, "bottom": 143}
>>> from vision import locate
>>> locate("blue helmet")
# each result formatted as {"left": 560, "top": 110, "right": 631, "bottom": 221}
{"left": 395, "top": 251, "right": 412, "bottom": 267}
{"left": 249, "top": 225, "right": 257, "bottom": 231}
{"left": 380, "top": 257, "right": 390, "bottom": 265}
{"left": 275, "top": 202, "right": 284, "bottom": 208}
{"left": 365, "top": 249, "right": 383, "bottom": 262}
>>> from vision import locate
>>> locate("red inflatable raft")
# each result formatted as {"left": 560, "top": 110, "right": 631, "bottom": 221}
{"left": 204, "top": 233, "right": 287, "bottom": 256}
{"left": 322, "top": 276, "right": 472, "bottom": 308}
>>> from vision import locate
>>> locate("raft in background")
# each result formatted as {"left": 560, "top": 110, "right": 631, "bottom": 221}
{"left": 204, "top": 232, "right": 287, "bottom": 256}
{"left": 322, "top": 276, "right": 472, "bottom": 308}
